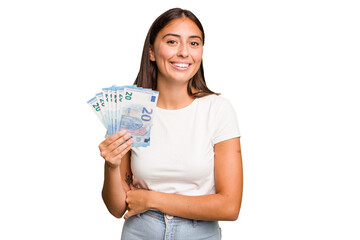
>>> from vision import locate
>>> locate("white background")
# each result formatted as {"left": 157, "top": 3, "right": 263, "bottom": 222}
{"left": 1, "top": 0, "right": 359, "bottom": 239}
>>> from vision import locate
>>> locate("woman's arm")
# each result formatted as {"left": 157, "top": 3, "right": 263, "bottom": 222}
{"left": 125, "top": 137, "right": 243, "bottom": 221}
{"left": 99, "top": 131, "right": 134, "bottom": 218}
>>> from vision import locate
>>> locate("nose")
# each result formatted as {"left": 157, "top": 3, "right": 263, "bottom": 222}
{"left": 177, "top": 43, "right": 189, "bottom": 58}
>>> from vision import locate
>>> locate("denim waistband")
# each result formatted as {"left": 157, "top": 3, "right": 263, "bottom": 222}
{"left": 139, "top": 210, "right": 199, "bottom": 227}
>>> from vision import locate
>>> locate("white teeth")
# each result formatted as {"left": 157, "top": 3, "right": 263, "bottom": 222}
{"left": 173, "top": 63, "right": 189, "bottom": 68}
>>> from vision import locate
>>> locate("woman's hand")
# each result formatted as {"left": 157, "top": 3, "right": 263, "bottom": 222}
{"left": 124, "top": 186, "right": 152, "bottom": 219}
{"left": 99, "top": 130, "right": 134, "bottom": 168}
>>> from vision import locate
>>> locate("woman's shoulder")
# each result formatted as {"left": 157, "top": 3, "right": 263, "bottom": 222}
{"left": 196, "top": 94, "right": 237, "bottom": 119}
{"left": 197, "top": 94, "right": 232, "bottom": 106}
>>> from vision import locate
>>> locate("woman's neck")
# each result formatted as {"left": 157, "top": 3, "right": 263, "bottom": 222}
{"left": 156, "top": 80, "right": 194, "bottom": 110}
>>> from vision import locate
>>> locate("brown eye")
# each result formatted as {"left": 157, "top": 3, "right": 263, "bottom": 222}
{"left": 190, "top": 42, "right": 200, "bottom": 46}
{"left": 167, "top": 40, "right": 177, "bottom": 45}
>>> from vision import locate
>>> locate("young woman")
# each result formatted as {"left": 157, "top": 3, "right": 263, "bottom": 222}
{"left": 99, "top": 8, "right": 243, "bottom": 239}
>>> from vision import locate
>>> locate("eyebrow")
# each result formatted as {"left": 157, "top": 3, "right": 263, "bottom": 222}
{"left": 162, "top": 33, "right": 203, "bottom": 42}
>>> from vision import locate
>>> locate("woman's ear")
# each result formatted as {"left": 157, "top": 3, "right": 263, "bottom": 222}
{"left": 149, "top": 45, "right": 155, "bottom": 62}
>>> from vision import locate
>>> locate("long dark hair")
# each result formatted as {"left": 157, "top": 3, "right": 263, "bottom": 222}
{"left": 134, "top": 8, "right": 218, "bottom": 97}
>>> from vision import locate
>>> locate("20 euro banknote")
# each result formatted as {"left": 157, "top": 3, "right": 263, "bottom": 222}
{"left": 88, "top": 85, "right": 159, "bottom": 147}
{"left": 120, "top": 87, "right": 159, "bottom": 147}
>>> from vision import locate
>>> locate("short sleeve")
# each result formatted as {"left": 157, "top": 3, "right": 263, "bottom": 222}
{"left": 212, "top": 97, "right": 241, "bottom": 145}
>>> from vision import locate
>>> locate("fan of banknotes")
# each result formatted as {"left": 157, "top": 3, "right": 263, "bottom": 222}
{"left": 87, "top": 85, "right": 159, "bottom": 147}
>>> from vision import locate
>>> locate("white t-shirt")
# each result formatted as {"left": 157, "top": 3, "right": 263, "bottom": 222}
{"left": 130, "top": 94, "right": 241, "bottom": 196}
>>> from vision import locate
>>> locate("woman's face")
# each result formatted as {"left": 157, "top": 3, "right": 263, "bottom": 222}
{"left": 150, "top": 17, "right": 203, "bottom": 86}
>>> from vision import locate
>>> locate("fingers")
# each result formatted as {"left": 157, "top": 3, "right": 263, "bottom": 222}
{"left": 124, "top": 210, "right": 134, "bottom": 220}
{"left": 99, "top": 130, "right": 134, "bottom": 167}
{"left": 105, "top": 139, "right": 133, "bottom": 167}
{"left": 99, "top": 131, "right": 130, "bottom": 156}
{"left": 124, "top": 197, "right": 136, "bottom": 220}
{"left": 124, "top": 210, "right": 142, "bottom": 220}
{"left": 107, "top": 133, "right": 133, "bottom": 156}
{"left": 99, "top": 130, "right": 128, "bottom": 150}
{"left": 124, "top": 199, "right": 132, "bottom": 219}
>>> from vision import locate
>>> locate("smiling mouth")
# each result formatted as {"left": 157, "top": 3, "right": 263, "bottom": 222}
{"left": 171, "top": 62, "right": 191, "bottom": 69}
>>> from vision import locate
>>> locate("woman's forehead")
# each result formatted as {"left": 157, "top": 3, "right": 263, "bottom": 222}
{"left": 158, "top": 18, "right": 203, "bottom": 39}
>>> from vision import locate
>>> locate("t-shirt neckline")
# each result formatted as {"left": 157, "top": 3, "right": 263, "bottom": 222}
{"left": 156, "top": 98, "right": 197, "bottom": 112}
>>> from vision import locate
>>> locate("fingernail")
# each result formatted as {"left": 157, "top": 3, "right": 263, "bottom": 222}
{"left": 119, "top": 130, "right": 126, "bottom": 135}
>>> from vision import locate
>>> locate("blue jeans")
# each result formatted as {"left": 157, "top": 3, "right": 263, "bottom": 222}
{"left": 121, "top": 210, "right": 221, "bottom": 239}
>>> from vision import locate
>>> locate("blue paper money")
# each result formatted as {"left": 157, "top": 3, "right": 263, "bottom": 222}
{"left": 88, "top": 85, "right": 159, "bottom": 147}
